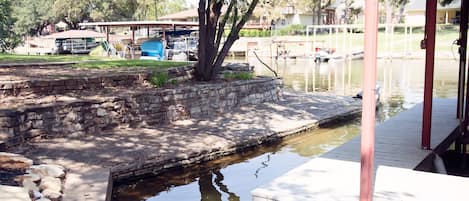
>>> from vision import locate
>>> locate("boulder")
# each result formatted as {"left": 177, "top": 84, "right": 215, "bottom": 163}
{"left": 0, "top": 152, "right": 33, "bottom": 170}
{"left": 22, "top": 178, "right": 39, "bottom": 192}
{"left": 23, "top": 172, "right": 42, "bottom": 182}
{"left": 32, "top": 190, "right": 43, "bottom": 200}
{"left": 0, "top": 185, "right": 30, "bottom": 201}
{"left": 41, "top": 189, "right": 62, "bottom": 201}
{"left": 29, "top": 164, "right": 65, "bottom": 178}
{"left": 39, "top": 176, "right": 62, "bottom": 192}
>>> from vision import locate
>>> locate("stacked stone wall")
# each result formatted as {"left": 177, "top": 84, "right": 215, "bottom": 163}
{"left": 0, "top": 77, "right": 283, "bottom": 150}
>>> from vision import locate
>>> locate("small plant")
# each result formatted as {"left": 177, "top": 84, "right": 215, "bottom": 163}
{"left": 224, "top": 72, "right": 254, "bottom": 80}
{"left": 170, "top": 79, "right": 178, "bottom": 85}
{"left": 150, "top": 71, "right": 169, "bottom": 87}
{"left": 114, "top": 43, "right": 124, "bottom": 51}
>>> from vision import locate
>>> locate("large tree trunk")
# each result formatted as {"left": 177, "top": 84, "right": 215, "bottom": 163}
{"left": 196, "top": 0, "right": 209, "bottom": 80}
{"left": 195, "top": 0, "right": 259, "bottom": 81}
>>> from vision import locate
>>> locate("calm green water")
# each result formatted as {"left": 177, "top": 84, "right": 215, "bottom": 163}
{"left": 114, "top": 58, "right": 459, "bottom": 201}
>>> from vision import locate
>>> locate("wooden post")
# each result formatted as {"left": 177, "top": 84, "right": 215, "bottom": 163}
{"left": 106, "top": 26, "right": 110, "bottom": 43}
{"left": 458, "top": 0, "right": 468, "bottom": 122}
{"left": 147, "top": 26, "right": 150, "bottom": 38}
{"left": 132, "top": 26, "right": 136, "bottom": 44}
{"left": 458, "top": 0, "right": 469, "bottom": 155}
{"left": 421, "top": 0, "right": 437, "bottom": 150}
{"left": 360, "top": 0, "right": 378, "bottom": 200}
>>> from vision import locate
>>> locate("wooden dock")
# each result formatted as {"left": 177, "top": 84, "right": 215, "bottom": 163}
{"left": 252, "top": 99, "right": 469, "bottom": 201}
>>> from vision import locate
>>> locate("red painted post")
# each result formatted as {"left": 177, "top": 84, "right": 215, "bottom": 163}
{"left": 457, "top": 0, "right": 469, "bottom": 154}
{"left": 461, "top": 0, "right": 469, "bottom": 129}
{"left": 421, "top": 0, "right": 437, "bottom": 150}
{"left": 360, "top": 0, "right": 378, "bottom": 200}
{"left": 458, "top": 0, "right": 468, "bottom": 121}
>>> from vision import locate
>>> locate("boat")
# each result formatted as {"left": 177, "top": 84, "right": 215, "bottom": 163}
{"left": 42, "top": 30, "right": 105, "bottom": 55}
{"left": 140, "top": 30, "right": 198, "bottom": 61}
{"left": 315, "top": 49, "right": 364, "bottom": 62}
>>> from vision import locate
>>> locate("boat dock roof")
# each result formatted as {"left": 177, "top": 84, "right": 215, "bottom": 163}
{"left": 79, "top": 21, "right": 198, "bottom": 28}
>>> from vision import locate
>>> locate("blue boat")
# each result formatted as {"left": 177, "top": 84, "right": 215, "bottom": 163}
{"left": 140, "top": 39, "right": 165, "bottom": 60}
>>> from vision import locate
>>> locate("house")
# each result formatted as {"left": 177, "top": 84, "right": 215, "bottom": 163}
{"left": 158, "top": 7, "right": 317, "bottom": 30}
{"left": 158, "top": 9, "right": 198, "bottom": 22}
{"left": 326, "top": 0, "right": 364, "bottom": 25}
{"left": 406, "top": 0, "right": 460, "bottom": 25}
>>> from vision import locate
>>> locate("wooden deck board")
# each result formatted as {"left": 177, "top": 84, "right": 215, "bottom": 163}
{"left": 252, "top": 99, "right": 469, "bottom": 201}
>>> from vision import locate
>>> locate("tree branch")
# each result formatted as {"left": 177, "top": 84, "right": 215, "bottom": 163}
{"left": 214, "top": 0, "right": 234, "bottom": 54}
{"left": 211, "top": 0, "right": 259, "bottom": 79}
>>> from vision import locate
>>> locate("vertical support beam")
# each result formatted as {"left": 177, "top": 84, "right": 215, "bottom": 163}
{"left": 421, "top": 0, "right": 437, "bottom": 150}
{"left": 460, "top": 0, "right": 469, "bottom": 156}
{"left": 360, "top": 0, "right": 379, "bottom": 200}
{"left": 458, "top": 0, "right": 468, "bottom": 121}
{"left": 132, "top": 26, "right": 136, "bottom": 44}
{"left": 147, "top": 26, "right": 150, "bottom": 38}
{"left": 106, "top": 26, "right": 110, "bottom": 43}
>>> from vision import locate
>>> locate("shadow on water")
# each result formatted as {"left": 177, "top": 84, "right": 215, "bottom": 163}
{"left": 114, "top": 58, "right": 459, "bottom": 201}
{"left": 114, "top": 119, "right": 361, "bottom": 201}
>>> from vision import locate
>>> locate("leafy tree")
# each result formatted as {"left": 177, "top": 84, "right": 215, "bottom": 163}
{"left": 53, "top": 0, "right": 92, "bottom": 29}
{"left": 134, "top": 0, "right": 186, "bottom": 20}
{"left": 253, "top": 0, "right": 287, "bottom": 27}
{"left": 90, "top": 0, "right": 139, "bottom": 21}
{"left": 297, "top": 0, "right": 335, "bottom": 25}
{"left": 13, "top": 0, "right": 55, "bottom": 36}
{"left": 196, "top": 0, "right": 259, "bottom": 81}
{"left": 0, "top": 0, "right": 21, "bottom": 52}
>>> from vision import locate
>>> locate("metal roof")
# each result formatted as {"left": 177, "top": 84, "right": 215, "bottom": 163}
{"left": 42, "top": 30, "right": 105, "bottom": 39}
{"left": 159, "top": 9, "right": 198, "bottom": 20}
{"left": 79, "top": 21, "right": 199, "bottom": 28}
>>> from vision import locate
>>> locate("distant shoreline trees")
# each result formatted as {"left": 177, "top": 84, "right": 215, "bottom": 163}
{"left": 0, "top": 0, "right": 21, "bottom": 52}
{"left": 10, "top": 0, "right": 187, "bottom": 37}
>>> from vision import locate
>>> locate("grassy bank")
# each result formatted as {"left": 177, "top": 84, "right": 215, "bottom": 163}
{"left": 0, "top": 54, "right": 112, "bottom": 63}
{"left": 73, "top": 60, "right": 190, "bottom": 69}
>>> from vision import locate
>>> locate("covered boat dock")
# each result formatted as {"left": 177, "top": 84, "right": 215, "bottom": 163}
{"left": 79, "top": 21, "right": 198, "bottom": 44}
{"left": 252, "top": 0, "right": 469, "bottom": 200}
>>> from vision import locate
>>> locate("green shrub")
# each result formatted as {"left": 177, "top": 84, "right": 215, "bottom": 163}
{"left": 278, "top": 24, "right": 306, "bottom": 36}
{"left": 150, "top": 71, "right": 169, "bottom": 87}
{"left": 224, "top": 72, "right": 254, "bottom": 80}
{"left": 238, "top": 29, "right": 271, "bottom": 37}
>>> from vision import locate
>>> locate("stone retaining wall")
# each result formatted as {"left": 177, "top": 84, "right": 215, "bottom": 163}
{"left": 0, "top": 77, "right": 283, "bottom": 150}
{"left": 0, "top": 65, "right": 194, "bottom": 97}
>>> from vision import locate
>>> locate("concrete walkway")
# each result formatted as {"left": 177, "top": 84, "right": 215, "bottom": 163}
{"left": 13, "top": 92, "right": 361, "bottom": 201}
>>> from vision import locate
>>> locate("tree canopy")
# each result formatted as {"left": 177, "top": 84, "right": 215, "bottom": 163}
{"left": 0, "top": 0, "right": 21, "bottom": 52}
{"left": 10, "top": 0, "right": 188, "bottom": 36}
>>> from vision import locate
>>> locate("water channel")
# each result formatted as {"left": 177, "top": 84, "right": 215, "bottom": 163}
{"left": 114, "top": 58, "right": 459, "bottom": 201}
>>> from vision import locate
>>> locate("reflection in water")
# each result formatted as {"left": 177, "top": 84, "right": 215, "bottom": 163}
{"left": 115, "top": 59, "right": 459, "bottom": 201}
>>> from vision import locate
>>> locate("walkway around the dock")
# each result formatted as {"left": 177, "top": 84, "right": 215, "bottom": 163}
{"left": 252, "top": 98, "right": 469, "bottom": 201}
{"left": 17, "top": 92, "right": 361, "bottom": 201}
